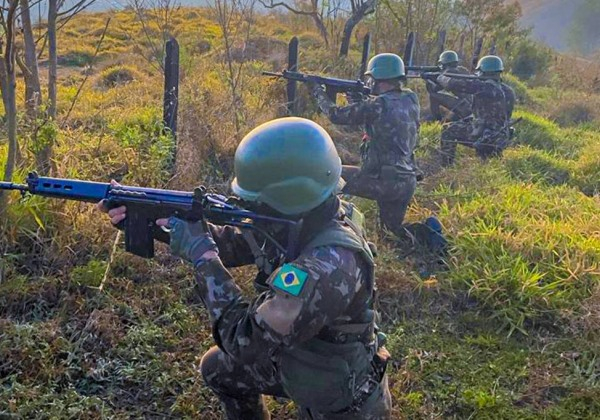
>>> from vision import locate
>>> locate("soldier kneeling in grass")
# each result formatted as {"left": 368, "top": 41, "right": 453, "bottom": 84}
{"left": 98, "top": 118, "right": 392, "bottom": 419}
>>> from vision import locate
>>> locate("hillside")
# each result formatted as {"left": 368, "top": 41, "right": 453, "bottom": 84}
{"left": 1, "top": 6, "right": 600, "bottom": 419}
{"left": 517, "top": 0, "right": 584, "bottom": 51}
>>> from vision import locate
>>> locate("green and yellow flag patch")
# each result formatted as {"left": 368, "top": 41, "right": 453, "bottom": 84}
{"left": 272, "top": 264, "right": 308, "bottom": 296}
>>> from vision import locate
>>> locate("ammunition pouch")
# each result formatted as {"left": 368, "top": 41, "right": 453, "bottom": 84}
{"left": 279, "top": 338, "right": 373, "bottom": 413}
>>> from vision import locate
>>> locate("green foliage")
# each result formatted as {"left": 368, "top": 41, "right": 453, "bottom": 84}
{"left": 109, "top": 109, "right": 175, "bottom": 183}
{"left": 502, "top": 73, "right": 534, "bottom": 105}
{"left": 71, "top": 260, "right": 107, "bottom": 287}
{"left": 440, "top": 182, "right": 600, "bottom": 334}
{"left": 60, "top": 47, "right": 96, "bottom": 67}
{"left": 503, "top": 147, "right": 570, "bottom": 186}
{"left": 571, "top": 141, "right": 600, "bottom": 196}
{"left": 2, "top": 6, "right": 600, "bottom": 420}
{"left": 512, "top": 111, "right": 584, "bottom": 158}
{"left": 98, "top": 65, "right": 141, "bottom": 88}
{"left": 508, "top": 40, "right": 552, "bottom": 81}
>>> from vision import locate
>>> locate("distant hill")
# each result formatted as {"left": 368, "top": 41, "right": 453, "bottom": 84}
{"left": 50, "top": 0, "right": 581, "bottom": 52}
{"left": 517, "top": 0, "right": 585, "bottom": 51}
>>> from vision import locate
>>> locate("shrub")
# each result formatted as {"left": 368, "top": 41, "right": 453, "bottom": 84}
{"left": 59, "top": 47, "right": 96, "bottom": 67}
{"left": 97, "top": 65, "right": 141, "bottom": 89}
{"left": 503, "top": 73, "right": 534, "bottom": 105}
{"left": 550, "top": 100, "right": 597, "bottom": 127}
{"left": 70, "top": 260, "right": 107, "bottom": 287}
{"left": 509, "top": 40, "right": 552, "bottom": 82}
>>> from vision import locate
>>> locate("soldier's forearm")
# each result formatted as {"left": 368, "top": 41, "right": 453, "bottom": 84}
{"left": 194, "top": 258, "right": 244, "bottom": 323}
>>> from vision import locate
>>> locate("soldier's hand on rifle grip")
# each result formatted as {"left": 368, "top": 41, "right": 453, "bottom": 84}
{"left": 156, "top": 217, "right": 219, "bottom": 268}
{"left": 346, "top": 91, "right": 364, "bottom": 104}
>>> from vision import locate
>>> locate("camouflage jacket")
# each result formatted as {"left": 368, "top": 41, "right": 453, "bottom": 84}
{"left": 200, "top": 213, "right": 374, "bottom": 362}
{"left": 437, "top": 75, "right": 515, "bottom": 129}
{"left": 314, "top": 87, "right": 420, "bottom": 175}
{"left": 428, "top": 65, "right": 471, "bottom": 95}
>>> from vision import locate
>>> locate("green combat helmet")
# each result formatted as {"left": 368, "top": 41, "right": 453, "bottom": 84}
{"left": 438, "top": 50, "right": 459, "bottom": 67}
{"left": 364, "top": 53, "right": 405, "bottom": 80}
{"left": 231, "top": 117, "right": 343, "bottom": 215}
{"left": 476, "top": 55, "right": 504, "bottom": 74}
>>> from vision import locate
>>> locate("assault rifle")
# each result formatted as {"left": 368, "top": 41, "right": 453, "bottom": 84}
{"left": 406, "top": 65, "right": 441, "bottom": 73}
{"left": 262, "top": 70, "right": 371, "bottom": 100}
{"left": 473, "top": 117, "right": 524, "bottom": 148}
{"left": 406, "top": 71, "right": 480, "bottom": 80}
{"left": 451, "top": 117, "right": 524, "bottom": 148}
{"left": 0, "top": 173, "right": 301, "bottom": 259}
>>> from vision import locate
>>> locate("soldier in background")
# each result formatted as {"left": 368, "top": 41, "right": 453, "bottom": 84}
{"left": 435, "top": 55, "right": 516, "bottom": 165}
{"left": 311, "top": 53, "right": 420, "bottom": 238}
{"left": 427, "top": 50, "right": 472, "bottom": 122}
{"left": 98, "top": 118, "right": 392, "bottom": 420}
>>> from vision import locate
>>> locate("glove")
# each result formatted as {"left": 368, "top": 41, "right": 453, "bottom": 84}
{"left": 307, "top": 80, "right": 324, "bottom": 97}
{"left": 420, "top": 72, "right": 435, "bottom": 81}
{"left": 166, "top": 217, "right": 218, "bottom": 267}
{"left": 436, "top": 74, "right": 449, "bottom": 86}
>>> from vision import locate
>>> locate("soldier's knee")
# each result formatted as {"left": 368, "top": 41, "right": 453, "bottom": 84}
{"left": 200, "top": 346, "right": 222, "bottom": 389}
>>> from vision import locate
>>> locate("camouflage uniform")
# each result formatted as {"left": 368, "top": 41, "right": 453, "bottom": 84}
{"left": 427, "top": 65, "right": 472, "bottom": 121}
{"left": 313, "top": 87, "right": 420, "bottom": 236}
{"left": 198, "top": 199, "right": 392, "bottom": 419}
{"left": 437, "top": 75, "right": 515, "bottom": 165}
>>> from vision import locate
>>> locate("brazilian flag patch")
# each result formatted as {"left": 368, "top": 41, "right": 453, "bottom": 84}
{"left": 272, "top": 264, "right": 309, "bottom": 297}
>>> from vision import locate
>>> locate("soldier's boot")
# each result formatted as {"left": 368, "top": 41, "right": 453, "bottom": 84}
{"left": 440, "top": 136, "right": 457, "bottom": 166}
{"left": 200, "top": 346, "right": 271, "bottom": 420}
{"left": 217, "top": 394, "right": 271, "bottom": 420}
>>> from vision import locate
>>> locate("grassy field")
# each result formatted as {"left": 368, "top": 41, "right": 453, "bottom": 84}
{"left": 1, "top": 7, "right": 600, "bottom": 419}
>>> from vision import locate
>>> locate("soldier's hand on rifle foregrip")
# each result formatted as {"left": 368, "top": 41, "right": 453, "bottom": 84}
{"left": 156, "top": 217, "right": 219, "bottom": 268}
{"left": 96, "top": 180, "right": 126, "bottom": 226}
{"left": 307, "top": 80, "right": 323, "bottom": 96}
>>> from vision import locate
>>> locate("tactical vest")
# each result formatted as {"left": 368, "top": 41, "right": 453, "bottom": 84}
{"left": 472, "top": 79, "right": 509, "bottom": 131}
{"left": 275, "top": 203, "right": 383, "bottom": 413}
{"left": 362, "top": 89, "right": 419, "bottom": 176}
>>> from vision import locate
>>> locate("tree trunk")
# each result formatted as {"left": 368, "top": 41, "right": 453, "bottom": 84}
{"left": 339, "top": 15, "right": 360, "bottom": 56}
{"left": 0, "top": 3, "right": 19, "bottom": 212}
{"left": 20, "top": 0, "right": 42, "bottom": 118}
{"left": 339, "top": 0, "right": 377, "bottom": 57}
{"left": 32, "top": 0, "right": 59, "bottom": 176}
{"left": 4, "top": 70, "right": 17, "bottom": 183}
{"left": 48, "top": 0, "right": 58, "bottom": 120}
{"left": 312, "top": 14, "right": 329, "bottom": 47}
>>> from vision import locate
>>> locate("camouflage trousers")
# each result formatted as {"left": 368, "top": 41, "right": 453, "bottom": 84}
{"left": 342, "top": 165, "right": 416, "bottom": 237}
{"left": 428, "top": 91, "right": 471, "bottom": 122}
{"left": 200, "top": 345, "right": 392, "bottom": 419}
{"left": 440, "top": 120, "right": 506, "bottom": 166}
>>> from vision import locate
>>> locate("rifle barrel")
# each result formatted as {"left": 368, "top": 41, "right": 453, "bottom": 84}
{"left": 406, "top": 66, "right": 440, "bottom": 72}
{"left": 0, "top": 182, "right": 28, "bottom": 192}
{"left": 406, "top": 72, "right": 481, "bottom": 80}
{"left": 261, "top": 71, "right": 282, "bottom": 77}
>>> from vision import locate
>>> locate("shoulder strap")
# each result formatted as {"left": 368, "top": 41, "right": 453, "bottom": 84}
{"left": 241, "top": 230, "right": 274, "bottom": 275}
